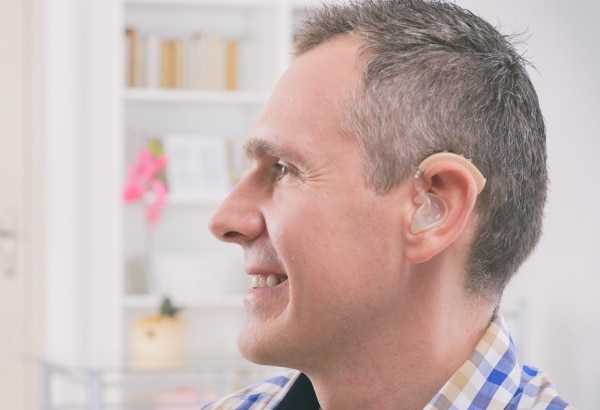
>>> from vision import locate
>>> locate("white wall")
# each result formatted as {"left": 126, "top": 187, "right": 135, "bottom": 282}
{"left": 455, "top": 1, "right": 600, "bottom": 408}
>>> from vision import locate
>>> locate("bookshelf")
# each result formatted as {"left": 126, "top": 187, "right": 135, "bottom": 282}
{"left": 120, "top": 0, "right": 313, "bottom": 369}
{"left": 124, "top": 88, "right": 270, "bottom": 104}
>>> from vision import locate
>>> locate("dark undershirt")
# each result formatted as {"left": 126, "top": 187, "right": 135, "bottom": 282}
{"left": 275, "top": 373, "right": 320, "bottom": 410}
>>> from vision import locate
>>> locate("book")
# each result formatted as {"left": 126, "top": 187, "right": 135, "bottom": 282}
{"left": 172, "top": 38, "right": 183, "bottom": 88}
{"left": 143, "top": 34, "right": 160, "bottom": 88}
{"left": 160, "top": 39, "right": 173, "bottom": 88}
{"left": 226, "top": 40, "right": 238, "bottom": 91}
{"left": 126, "top": 27, "right": 142, "bottom": 87}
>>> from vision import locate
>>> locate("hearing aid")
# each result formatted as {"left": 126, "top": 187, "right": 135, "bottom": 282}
{"left": 410, "top": 152, "right": 486, "bottom": 234}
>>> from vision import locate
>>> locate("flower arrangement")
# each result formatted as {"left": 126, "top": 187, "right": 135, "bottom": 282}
{"left": 122, "top": 140, "right": 168, "bottom": 226}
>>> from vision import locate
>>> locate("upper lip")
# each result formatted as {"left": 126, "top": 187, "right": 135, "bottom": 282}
{"left": 244, "top": 259, "right": 287, "bottom": 277}
{"left": 243, "top": 245, "right": 286, "bottom": 277}
{"left": 245, "top": 267, "right": 287, "bottom": 278}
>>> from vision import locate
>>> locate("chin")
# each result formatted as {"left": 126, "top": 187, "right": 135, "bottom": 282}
{"left": 237, "top": 324, "right": 290, "bottom": 368}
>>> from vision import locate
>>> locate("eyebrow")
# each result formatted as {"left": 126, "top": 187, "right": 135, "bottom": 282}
{"left": 244, "top": 137, "right": 309, "bottom": 168}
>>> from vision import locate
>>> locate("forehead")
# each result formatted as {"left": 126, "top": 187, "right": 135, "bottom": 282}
{"left": 245, "top": 36, "right": 363, "bottom": 157}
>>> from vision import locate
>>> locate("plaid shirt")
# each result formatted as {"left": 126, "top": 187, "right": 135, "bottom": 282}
{"left": 202, "top": 314, "right": 572, "bottom": 409}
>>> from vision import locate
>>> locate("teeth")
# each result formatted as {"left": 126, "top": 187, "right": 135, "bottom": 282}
{"left": 252, "top": 274, "right": 285, "bottom": 288}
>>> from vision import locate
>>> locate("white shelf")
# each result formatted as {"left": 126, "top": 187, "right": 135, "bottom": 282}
{"left": 124, "top": 194, "right": 226, "bottom": 209}
{"left": 124, "top": 293, "right": 244, "bottom": 309}
{"left": 125, "top": 0, "right": 286, "bottom": 6}
{"left": 167, "top": 193, "right": 228, "bottom": 206}
{"left": 123, "top": 0, "right": 322, "bottom": 8}
{"left": 125, "top": 88, "right": 270, "bottom": 104}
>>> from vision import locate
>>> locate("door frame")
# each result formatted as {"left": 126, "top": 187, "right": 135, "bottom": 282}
{"left": 0, "top": 0, "right": 45, "bottom": 408}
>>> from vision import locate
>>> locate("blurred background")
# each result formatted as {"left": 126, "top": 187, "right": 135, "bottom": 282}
{"left": 0, "top": 0, "right": 598, "bottom": 409}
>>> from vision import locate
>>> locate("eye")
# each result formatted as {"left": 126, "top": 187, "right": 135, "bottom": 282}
{"left": 272, "top": 162, "right": 293, "bottom": 181}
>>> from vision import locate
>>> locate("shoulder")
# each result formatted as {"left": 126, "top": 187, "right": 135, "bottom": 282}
{"left": 508, "top": 365, "right": 574, "bottom": 409}
{"left": 201, "top": 369, "right": 301, "bottom": 410}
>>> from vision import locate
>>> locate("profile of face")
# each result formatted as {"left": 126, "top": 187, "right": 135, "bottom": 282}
{"left": 209, "top": 37, "right": 414, "bottom": 372}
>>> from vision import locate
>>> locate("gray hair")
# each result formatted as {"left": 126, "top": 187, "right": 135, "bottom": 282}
{"left": 295, "top": 0, "right": 547, "bottom": 303}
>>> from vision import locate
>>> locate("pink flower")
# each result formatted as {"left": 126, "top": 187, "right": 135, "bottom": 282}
{"left": 146, "top": 180, "right": 168, "bottom": 227}
{"left": 122, "top": 148, "right": 168, "bottom": 226}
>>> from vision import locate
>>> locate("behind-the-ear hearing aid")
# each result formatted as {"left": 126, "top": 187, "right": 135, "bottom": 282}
{"left": 410, "top": 152, "right": 486, "bottom": 234}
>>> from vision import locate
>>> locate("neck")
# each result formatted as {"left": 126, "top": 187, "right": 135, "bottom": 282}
{"left": 303, "top": 266, "right": 494, "bottom": 410}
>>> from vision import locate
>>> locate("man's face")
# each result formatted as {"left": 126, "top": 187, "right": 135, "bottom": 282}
{"left": 209, "top": 37, "right": 412, "bottom": 371}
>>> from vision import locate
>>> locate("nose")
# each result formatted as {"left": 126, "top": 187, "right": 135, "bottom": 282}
{"left": 208, "top": 174, "right": 265, "bottom": 244}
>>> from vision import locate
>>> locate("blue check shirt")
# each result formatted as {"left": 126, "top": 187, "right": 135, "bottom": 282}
{"left": 202, "top": 314, "right": 572, "bottom": 409}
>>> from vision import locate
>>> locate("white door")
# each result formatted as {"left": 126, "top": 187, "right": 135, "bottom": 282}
{"left": 0, "top": 0, "right": 44, "bottom": 408}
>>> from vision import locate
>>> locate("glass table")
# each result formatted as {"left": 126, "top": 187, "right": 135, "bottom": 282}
{"left": 38, "top": 356, "right": 284, "bottom": 410}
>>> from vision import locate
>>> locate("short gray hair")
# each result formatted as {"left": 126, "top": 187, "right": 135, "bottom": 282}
{"left": 296, "top": 0, "right": 547, "bottom": 303}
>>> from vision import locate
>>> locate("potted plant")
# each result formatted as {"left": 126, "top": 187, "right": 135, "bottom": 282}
{"left": 129, "top": 297, "right": 186, "bottom": 368}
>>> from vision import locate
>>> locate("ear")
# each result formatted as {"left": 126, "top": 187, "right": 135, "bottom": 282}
{"left": 403, "top": 159, "right": 480, "bottom": 264}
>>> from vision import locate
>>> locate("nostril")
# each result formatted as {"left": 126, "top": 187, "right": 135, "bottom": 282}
{"left": 223, "top": 231, "right": 239, "bottom": 239}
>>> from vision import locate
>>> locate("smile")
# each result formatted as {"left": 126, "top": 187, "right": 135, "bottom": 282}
{"left": 252, "top": 274, "right": 288, "bottom": 288}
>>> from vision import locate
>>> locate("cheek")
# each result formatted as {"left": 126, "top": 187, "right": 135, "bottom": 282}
{"left": 264, "top": 196, "right": 409, "bottom": 345}
{"left": 270, "top": 195, "right": 404, "bottom": 290}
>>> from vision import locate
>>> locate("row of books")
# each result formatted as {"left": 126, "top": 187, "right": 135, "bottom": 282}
{"left": 125, "top": 28, "right": 259, "bottom": 91}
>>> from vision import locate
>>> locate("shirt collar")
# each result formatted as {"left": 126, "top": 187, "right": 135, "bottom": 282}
{"left": 425, "top": 313, "right": 522, "bottom": 409}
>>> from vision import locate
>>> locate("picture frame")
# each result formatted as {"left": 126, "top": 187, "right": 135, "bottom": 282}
{"left": 162, "top": 134, "right": 230, "bottom": 202}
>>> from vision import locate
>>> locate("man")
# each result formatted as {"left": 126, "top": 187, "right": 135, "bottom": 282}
{"left": 206, "top": 0, "right": 572, "bottom": 408}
